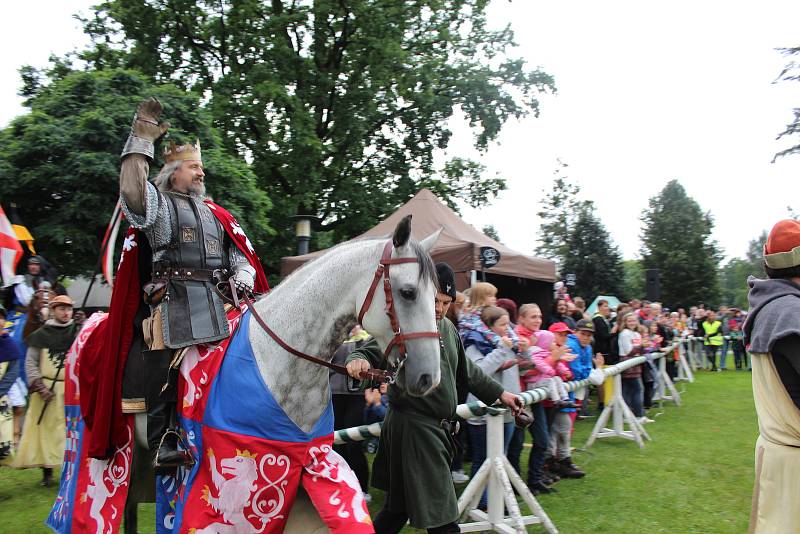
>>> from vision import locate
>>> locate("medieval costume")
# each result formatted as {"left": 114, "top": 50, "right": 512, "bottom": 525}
{"left": 0, "top": 308, "right": 22, "bottom": 461}
{"left": 347, "top": 263, "right": 504, "bottom": 532}
{"left": 13, "top": 295, "right": 78, "bottom": 483}
{"left": 79, "top": 98, "right": 268, "bottom": 467}
{"left": 743, "top": 219, "right": 800, "bottom": 534}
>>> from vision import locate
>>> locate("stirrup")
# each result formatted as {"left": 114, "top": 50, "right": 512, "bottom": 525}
{"left": 154, "top": 428, "right": 195, "bottom": 469}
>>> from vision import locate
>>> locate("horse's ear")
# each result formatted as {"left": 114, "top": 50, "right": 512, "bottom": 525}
{"left": 393, "top": 215, "right": 412, "bottom": 248}
{"left": 419, "top": 227, "right": 442, "bottom": 254}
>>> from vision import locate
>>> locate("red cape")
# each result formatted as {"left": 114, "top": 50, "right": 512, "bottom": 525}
{"left": 79, "top": 200, "right": 268, "bottom": 459}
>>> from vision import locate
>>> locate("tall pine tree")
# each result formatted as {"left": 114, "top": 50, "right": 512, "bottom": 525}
{"left": 640, "top": 180, "right": 720, "bottom": 308}
{"left": 535, "top": 161, "right": 593, "bottom": 266}
{"left": 560, "top": 205, "right": 624, "bottom": 300}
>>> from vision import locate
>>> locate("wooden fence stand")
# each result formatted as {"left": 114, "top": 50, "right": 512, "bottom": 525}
{"left": 675, "top": 341, "right": 695, "bottom": 383}
{"left": 457, "top": 413, "right": 557, "bottom": 534}
{"left": 653, "top": 355, "right": 681, "bottom": 406}
{"left": 585, "top": 373, "right": 651, "bottom": 449}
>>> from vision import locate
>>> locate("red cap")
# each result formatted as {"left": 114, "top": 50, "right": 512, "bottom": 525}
{"left": 548, "top": 322, "right": 573, "bottom": 334}
{"left": 764, "top": 219, "right": 800, "bottom": 269}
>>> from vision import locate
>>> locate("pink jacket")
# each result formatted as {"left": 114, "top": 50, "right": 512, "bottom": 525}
{"left": 515, "top": 326, "right": 572, "bottom": 386}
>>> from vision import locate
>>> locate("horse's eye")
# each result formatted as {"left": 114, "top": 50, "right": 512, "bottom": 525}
{"left": 399, "top": 287, "right": 417, "bottom": 301}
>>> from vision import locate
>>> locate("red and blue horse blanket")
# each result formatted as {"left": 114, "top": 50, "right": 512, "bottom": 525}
{"left": 47, "top": 309, "right": 374, "bottom": 533}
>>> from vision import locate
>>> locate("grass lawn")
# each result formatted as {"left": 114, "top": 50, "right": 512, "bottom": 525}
{"left": 0, "top": 370, "right": 757, "bottom": 533}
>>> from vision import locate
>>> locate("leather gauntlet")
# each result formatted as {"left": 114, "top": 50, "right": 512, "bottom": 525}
{"left": 121, "top": 97, "right": 170, "bottom": 160}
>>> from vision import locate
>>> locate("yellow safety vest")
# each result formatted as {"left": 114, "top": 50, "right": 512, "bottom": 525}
{"left": 702, "top": 320, "right": 723, "bottom": 346}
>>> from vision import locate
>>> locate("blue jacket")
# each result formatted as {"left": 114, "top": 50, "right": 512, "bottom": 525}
{"left": 566, "top": 334, "right": 593, "bottom": 381}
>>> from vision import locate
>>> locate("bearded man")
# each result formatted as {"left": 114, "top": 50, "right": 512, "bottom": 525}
{"left": 89, "top": 98, "right": 268, "bottom": 470}
{"left": 13, "top": 295, "right": 78, "bottom": 486}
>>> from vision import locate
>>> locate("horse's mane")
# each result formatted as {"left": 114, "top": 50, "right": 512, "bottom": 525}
{"left": 280, "top": 236, "right": 438, "bottom": 290}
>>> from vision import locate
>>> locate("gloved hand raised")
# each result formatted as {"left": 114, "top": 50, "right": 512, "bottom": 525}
{"left": 131, "top": 97, "right": 170, "bottom": 142}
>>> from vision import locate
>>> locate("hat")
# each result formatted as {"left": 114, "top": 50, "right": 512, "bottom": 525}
{"left": 576, "top": 319, "right": 595, "bottom": 333}
{"left": 764, "top": 219, "right": 800, "bottom": 269}
{"left": 48, "top": 295, "right": 74, "bottom": 309}
{"left": 27, "top": 255, "right": 42, "bottom": 264}
{"left": 435, "top": 262, "right": 456, "bottom": 299}
{"left": 548, "top": 322, "right": 573, "bottom": 334}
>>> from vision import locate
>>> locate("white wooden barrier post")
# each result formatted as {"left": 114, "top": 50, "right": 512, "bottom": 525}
{"left": 653, "top": 353, "right": 681, "bottom": 406}
{"left": 585, "top": 372, "right": 650, "bottom": 448}
{"left": 675, "top": 340, "right": 695, "bottom": 383}
{"left": 457, "top": 411, "right": 557, "bottom": 534}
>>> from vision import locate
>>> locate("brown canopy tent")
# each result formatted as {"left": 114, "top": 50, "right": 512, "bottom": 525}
{"left": 281, "top": 189, "right": 556, "bottom": 309}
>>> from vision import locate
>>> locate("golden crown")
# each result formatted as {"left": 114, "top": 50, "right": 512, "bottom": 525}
{"left": 235, "top": 449, "right": 258, "bottom": 459}
{"left": 164, "top": 140, "right": 202, "bottom": 164}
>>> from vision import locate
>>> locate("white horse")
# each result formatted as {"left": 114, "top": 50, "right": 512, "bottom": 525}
{"left": 117, "top": 215, "right": 442, "bottom": 532}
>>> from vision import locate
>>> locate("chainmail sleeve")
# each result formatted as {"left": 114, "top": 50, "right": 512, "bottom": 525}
{"left": 119, "top": 158, "right": 173, "bottom": 259}
{"left": 228, "top": 243, "right": 251, "bottom": 270}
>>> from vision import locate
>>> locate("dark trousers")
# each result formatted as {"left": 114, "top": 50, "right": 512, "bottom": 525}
{"left": 507, "top": 426, "right": 525, "bottom": 474}
{"left": 525, "top": 402, "right": 549, "bottom": 486}
{"left": 705, "top": 345, "right": 719, "bottom": 370}
{"left": 622, "top": 377, "right": 645, "bottom": 417}
{"left": 732, "top": 341, "right": 747, "bottom": 369}
{"left": 332, "top": 394, "right": 369, "bottom": 492}
{"left": 373, "top": 504, "right": 461, "bottom": 533}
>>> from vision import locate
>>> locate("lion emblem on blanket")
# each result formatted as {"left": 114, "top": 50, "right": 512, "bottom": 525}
{"left": 194, "top": 448, "right": 259, "bottom": 534}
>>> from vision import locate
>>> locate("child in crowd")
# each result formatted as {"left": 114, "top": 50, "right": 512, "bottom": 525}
{"left": 459, "top": 282, "right": 520, "bottom": 349}
{"left": 728, "top": 320, "right": 748, "bottom": 370}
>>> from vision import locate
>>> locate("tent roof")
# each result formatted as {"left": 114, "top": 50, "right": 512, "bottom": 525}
{"left": 281, "top": 189, "right": 556, "bottom": 282}
{"left": 586, "top": 295, "right": 622, "bottom": 316}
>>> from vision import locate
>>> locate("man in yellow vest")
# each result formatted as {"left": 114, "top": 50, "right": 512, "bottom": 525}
{"left": 702, "top": 310, "right": 724, "bottom": 371}
{"left": 743, "top": 219, "right": 800, "bottom": 532}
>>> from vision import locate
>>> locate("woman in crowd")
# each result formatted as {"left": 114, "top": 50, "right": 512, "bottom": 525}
{"left": 548, "top": 297, "right": 576, "bottom": 330}
{"left": 618, "top": 312, "right": 647, "bottom": 422}
{"left": 463, "top": 306, "right": 527, "bottom": 506}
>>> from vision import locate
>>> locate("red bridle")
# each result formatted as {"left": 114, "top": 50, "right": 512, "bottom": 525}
{"left": 357, "top": 240, "right": 441, "bottom": 369}
{"left": 242, "top": 240, "right": 439, "bottom": 383}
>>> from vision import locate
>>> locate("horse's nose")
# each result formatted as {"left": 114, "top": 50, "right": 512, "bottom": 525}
{"left": 416, "top": 373, "right": 433, "bottom": 392}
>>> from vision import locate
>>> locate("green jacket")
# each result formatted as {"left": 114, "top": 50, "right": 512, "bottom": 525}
{"left": 346, "top": 317, "right": 504, "bottom": 528}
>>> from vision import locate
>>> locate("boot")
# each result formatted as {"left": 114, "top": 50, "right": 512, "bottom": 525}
{"left": 528, "top": 481, "right": 557, "bottom": 495}
{"left": 542, "top": 458, "right": 561, "bottom": 483}
{"left": 41, "top": 467, "right": 53, "bottom": 487}
{"left": 557, "top": 457, "right": 585, "bottom": 479}
{"left": 147, "top": 400, "right": 193, "bottom": 473}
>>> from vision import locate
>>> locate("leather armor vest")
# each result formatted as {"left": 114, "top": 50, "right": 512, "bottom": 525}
{"left": 153, "top": 193, "right": 231, "bottom": 348}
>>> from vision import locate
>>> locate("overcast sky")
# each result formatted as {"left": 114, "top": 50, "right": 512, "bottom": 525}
{"left": 2, "top": 1, "right": 798, "bottom": 264}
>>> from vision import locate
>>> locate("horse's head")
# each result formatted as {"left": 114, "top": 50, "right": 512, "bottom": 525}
{"left": 360, "top": 215, "right": 442, "bottom": 397}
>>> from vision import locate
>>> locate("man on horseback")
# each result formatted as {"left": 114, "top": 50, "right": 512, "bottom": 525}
{"left": 346, "top": 262, "right": 523, "bottom": 534}
{"left": 116, "top": 98, "right": 266, "bottom": 471}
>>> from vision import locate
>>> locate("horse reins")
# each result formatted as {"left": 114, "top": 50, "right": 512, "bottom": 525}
{"left": 241, "top": 240, "right": 440, "bottom": 383}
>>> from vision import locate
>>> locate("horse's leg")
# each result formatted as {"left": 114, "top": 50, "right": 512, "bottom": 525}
{"left": 283, "top": 486, "right": 328, "bottom": 534}
{"left": 124, "top": 498, "right": 138, "bottom": 534}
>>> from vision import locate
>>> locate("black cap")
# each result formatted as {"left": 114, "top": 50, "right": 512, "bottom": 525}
{"left": 28, "top": 255, "right": 42, "bottom": 264}
{"left": 435, "top": 262, "right": 456, "bottom": 299}
{"left": 576, "top": 318, "right": 595, "bottom": 333}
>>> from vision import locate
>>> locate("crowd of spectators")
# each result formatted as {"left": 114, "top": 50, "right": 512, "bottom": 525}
{"left": 328, "top": 279, "right": 751, "bottom": 501}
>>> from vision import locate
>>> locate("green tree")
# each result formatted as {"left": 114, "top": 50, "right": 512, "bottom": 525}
{"left": 482, "top": 224, "right": 501, "bottom": 243}
{"left": 640, "top": 180, "right": 721, "bottom": 309}
{"left": 774, "top": 46, "right": 800, "bottom": 161}
{"left": 560, "top": 205, "right": 623, "bottom": 300}
{"left": 79, "top": 0, "right": 555, "bottom": 266}
{"left": 534, "top": 160, "right": 593, "bottom": 265}
{"left": 622, "top": 259, "right": 645, "bottom": 301}
{"left": 718, "top": 231, "right": 768, "bottom": 309}
{"left": 0, "top": 67, "right": 271, "bottom": 277}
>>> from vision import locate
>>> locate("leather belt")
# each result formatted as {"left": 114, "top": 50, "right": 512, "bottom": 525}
{"left": 151, "top": 266, "right": 228, "bottom": 282}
